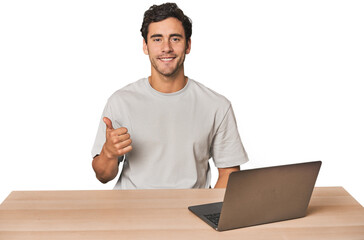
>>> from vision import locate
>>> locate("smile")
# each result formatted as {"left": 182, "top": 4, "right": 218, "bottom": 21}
{"left": 159, "top": 57, "right": 176, "bottom": 62}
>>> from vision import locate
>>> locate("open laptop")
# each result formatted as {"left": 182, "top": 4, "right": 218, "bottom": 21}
{"left": 188, "top": 161, "right": 322, "bottom": 231}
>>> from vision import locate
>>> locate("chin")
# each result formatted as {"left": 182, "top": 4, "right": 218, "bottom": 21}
{"left": 157, "top": 68, "right": 178, "bottom": 77}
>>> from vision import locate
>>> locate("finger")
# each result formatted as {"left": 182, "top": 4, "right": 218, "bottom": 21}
{"left": 111, "top": 133, "right": 130, "bottom": 144}
{"left": 110, "top": 127, "right": 128, "bottom": 137}
{"left": 120, "top": 145, "right": 133, "bottom": 155}
{"left": 103, "top": 117, "right": 114, "bottom": 130}
{"left": 115, "top": 139, "right": 132, "bottom": 150}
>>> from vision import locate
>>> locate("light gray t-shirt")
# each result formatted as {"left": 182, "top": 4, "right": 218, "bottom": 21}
{"left": 91, "top": 78, "right": 248, "bottom": 189}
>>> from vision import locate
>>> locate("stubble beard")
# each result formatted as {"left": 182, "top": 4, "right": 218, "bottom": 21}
{"left": 150, "top": 53, "right": 186, "bottom": 78}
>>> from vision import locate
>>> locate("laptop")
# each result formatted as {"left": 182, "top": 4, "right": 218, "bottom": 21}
{"left": 188, "top": 161, "right": 322, "bottom": 231}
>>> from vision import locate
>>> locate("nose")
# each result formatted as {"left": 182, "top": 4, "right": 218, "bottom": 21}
{"left": 162, "top": 40, "right": 173, "bottom": 53}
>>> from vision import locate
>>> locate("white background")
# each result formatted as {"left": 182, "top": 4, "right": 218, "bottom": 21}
{"left": 0, "top": 0, "right": 363, "bottom": 206}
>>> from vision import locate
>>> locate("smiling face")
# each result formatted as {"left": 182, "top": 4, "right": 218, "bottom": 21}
{"left": 143, "top": 17, "right": 191, "bottom": 78}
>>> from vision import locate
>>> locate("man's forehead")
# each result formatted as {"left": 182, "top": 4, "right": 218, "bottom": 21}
{"left": 147, "top": 17, "right": 185, "bottom": 38}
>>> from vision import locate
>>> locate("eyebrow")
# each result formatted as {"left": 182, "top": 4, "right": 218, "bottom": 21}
{"left": 150, "top": 34, "right": 163, "bottom": 38}
{"left": 170, "top": 34, "right": 183, "bottom": 38}
{"left": 150, "top": 33, "right": 184, "bottom": 38}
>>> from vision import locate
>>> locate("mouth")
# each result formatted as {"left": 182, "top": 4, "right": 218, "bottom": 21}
{"left": 158, "top": 56, "right": 176, "bottom": 62}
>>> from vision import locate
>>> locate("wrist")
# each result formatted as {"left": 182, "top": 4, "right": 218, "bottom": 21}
{"left": 101, "top": 146, "right": 118, "bottom": 161}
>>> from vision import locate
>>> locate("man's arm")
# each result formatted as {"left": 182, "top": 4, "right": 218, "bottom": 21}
{"left": 92, "top": 117, "right": 132, "bottom": 183}
{"left": 214, "top": 166, "right": 240, "bottom": 188}
{"left": 92, "top": 152, "right": 119, "bottom": 184}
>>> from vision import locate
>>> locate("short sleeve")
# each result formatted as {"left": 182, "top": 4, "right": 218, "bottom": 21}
{"left": 91, "top": 100, "right": 112, "bottom": 158}
{"left": 210, "top": 105, "right": 249, "bottom": 168}
{"left": 91, "top": 99, "right": 126, "bottom": 163}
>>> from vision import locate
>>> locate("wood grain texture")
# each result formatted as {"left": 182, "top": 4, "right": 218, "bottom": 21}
{"left": 0, "top": 187, "right": 363, "bottom": 239}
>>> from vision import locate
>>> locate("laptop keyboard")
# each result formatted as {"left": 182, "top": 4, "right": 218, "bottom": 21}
{"left": 204, "top": 213, "right": 220, "bottom": 226}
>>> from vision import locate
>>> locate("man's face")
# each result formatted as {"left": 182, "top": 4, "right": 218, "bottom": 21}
{"left": 143, "top": 17, "right": 191, "bottom": 78}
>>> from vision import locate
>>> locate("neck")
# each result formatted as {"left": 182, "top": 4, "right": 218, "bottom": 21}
{"left": 149, "top": 68, "right": 187, "bottom": 93}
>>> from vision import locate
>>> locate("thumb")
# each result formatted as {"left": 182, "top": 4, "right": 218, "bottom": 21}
{"left": 103, "top": 117, "right": 114, "bottom": 130}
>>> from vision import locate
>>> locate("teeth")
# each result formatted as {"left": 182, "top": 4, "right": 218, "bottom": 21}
{"left": 161, "top": 58, "right": 173, "bottom": 61}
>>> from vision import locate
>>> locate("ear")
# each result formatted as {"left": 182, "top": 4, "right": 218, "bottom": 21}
{"left": 185, "top": 38, "right": 191, "bottom": 54}
{"left": 143, "top": 39, "right": 149, "bottom": 55}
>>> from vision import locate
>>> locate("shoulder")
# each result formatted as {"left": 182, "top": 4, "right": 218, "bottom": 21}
{"left": 107, "top": 78, "right": 147, "bottom": 103}
{"left": 189, "top": 78, "right": 231, "bottom": 108}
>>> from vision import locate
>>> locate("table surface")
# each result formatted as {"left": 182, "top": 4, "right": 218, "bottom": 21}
{"left": 0, "top": 187, "right": 363, "bottom": 240}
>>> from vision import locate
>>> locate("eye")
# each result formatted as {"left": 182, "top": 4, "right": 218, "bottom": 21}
{"left": 153, "top": 38, "right": 162, "bottom": 42}
{"left": 171, "top": 37, "right": 180, "bottom": 42}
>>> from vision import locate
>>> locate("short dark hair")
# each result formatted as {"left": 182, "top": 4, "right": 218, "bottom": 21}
{"left": 140, "top": 3, "right": 192, "bottom": 43}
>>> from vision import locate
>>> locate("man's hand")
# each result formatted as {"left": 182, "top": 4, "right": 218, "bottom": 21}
{"left": 92, "top": 117, "right": 132, "bottom": 183}
{"left": 102, "top": 117, "right": 133, "bottom": 159}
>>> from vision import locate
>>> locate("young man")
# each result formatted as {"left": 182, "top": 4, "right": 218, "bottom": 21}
{"left": 91, "top": 3, "right": 248, "bottom": 189}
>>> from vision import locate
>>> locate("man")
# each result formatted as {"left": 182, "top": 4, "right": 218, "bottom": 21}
{"left": 91, "top": 3, "right": 248, "bottom": 189}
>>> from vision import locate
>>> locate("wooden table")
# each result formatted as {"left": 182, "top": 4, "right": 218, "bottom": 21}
{"left": 0, "top": 187, "right": 363, "bottom": 239}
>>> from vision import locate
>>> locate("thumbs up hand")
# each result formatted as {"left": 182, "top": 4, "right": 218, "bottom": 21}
{"left": 102, "top": 117, "right": 133, "bottom": 159}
